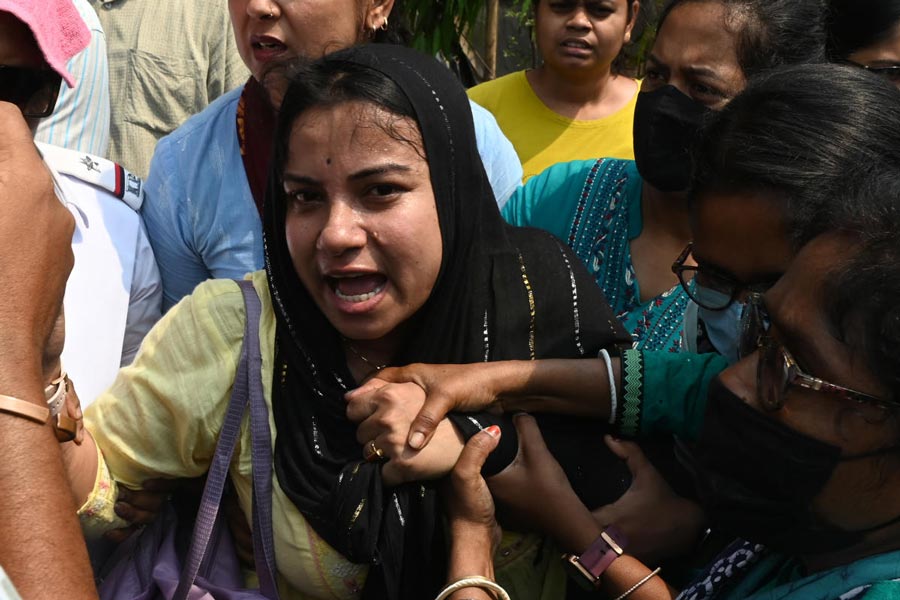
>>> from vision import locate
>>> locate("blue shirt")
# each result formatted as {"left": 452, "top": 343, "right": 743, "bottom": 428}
{"left": 143, "top": 86, "right": 523, "bottom": 310}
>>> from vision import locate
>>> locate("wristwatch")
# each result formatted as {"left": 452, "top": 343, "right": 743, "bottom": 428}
{"left": 562, "top": 526, "right": 627, "bottom": 590}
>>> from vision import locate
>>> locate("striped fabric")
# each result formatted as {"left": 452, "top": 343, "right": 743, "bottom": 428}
{"left": 89, "top": 0, "right": 249, "bottom": 178}
{"left": 34, "top": 0, "right": 110, "bottom": 157}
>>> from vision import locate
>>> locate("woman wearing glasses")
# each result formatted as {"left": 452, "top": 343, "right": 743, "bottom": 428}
{"left": 827, "top": 0, "right": 900, "bottom": 88}
{"left": 502, "top": 0, "right": 826, "bottom": 352}
{"left": 349, "top": 63, "right": 900, "bottom": 579}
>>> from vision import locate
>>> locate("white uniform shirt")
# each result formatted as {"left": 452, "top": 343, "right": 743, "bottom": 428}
{"left": 39, "top": 143, "right": 162, "bottom": 405}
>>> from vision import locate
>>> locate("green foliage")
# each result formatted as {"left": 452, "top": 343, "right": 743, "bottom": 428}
{"left": 403, "top": 0, "right": 487, "bottom": 56}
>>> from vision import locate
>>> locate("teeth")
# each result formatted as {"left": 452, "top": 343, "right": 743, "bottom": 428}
{"left": 334, "top": 283, "right": 385, "bottom": 303}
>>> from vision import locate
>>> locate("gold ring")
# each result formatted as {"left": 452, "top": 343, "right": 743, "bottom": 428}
{"left": 363, "top": 439, "right": 385, "bottom": 463}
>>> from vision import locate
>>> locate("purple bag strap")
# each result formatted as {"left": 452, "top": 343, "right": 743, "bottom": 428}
{"left": 173, "top": 280, "right": 279, "bottom": 600}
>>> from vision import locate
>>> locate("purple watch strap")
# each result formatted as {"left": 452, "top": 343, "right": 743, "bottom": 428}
{"left": 579, "top": 526, "right": 626, "bottom": 578}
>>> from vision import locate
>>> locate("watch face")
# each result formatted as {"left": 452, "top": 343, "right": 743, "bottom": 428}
{"left": 562, "top": 555, "right": 601, "bottom": 591}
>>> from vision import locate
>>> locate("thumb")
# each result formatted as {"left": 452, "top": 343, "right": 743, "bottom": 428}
{"left": 604, "top": 434, "right": 650, "bottom": 479}
{"left": 407, "top": 391, "right": 454, "bottom": 450}
{"left": 454, "top": 426, "right": 502, "bottom": 480}
{"left": 512, "top": 412, "right": 551, "bottom": 458}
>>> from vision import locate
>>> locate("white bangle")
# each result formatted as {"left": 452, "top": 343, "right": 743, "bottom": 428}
{"left": 434, "top": 576, "right": 511, "bottom": 600}
{"left": 599, "top": 349, "right": 617, "bottom": 425}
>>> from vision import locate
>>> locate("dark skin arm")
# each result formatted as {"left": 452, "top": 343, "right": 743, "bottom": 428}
{"left": 0, "top": 103, "right": 96, "bottom": 599}
{"left": 345, "top": 358, "right": 616, "bottom": 450}
{"left": 443, "top": 426, "right": 503, "bottom": 600}
{"left": 488, "top": 415, "right": 678, "bottom": 600}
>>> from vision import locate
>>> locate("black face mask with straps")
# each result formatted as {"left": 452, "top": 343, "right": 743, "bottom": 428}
{"left": 632, "top": 84, "right": 711, "bottom": 193}
{"left": 677, "top": 377, "right": 900, "bottom": 556}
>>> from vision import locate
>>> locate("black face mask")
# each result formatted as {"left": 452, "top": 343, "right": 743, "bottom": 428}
{"left": 676, "top": 377, "right": 900, "bottom": 556}
{"left": 632, "top": 85, "right": 711, "bottom": 192}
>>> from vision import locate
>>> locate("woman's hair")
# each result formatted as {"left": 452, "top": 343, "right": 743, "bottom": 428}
{"left": 825, "top": 179, "right": 900, "bottom": 404}
{"left": 656, "top": 0, "right": 827, "bottom": 78}
{"left": 691, "top": 63, "right": 900, "bottom": 248}
{"left": 826, "top": 0, "right": 900, "bottom": 60}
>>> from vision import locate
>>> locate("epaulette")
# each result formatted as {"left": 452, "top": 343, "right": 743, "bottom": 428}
{"left": 36, "top": 142, "right": 144, "bottom": 211}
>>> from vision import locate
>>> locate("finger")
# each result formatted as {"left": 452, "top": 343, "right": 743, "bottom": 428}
{"left": 453, "top": 426, "right": 501, "bottom": 481}
{"left": 407, "top": 393, "right": 455, "bottom": 450}
{"left": 114, "top": 501, "right": 162, "bottom": 525}
{"left": 512, "top": 413, "right": 551, "bottom": 458}
{"left": 603, "top": 435, "right": 651, "bottom": 478}
{"left": 344, "top": 377, "right": 389, "bottom": 401}
{"left": 346, "top": 396, "right": 380, "bottom": 424}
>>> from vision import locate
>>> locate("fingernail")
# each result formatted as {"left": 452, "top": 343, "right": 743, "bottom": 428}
{"left": 409, "top": 432, "right": 425, "bottom": 449}
{"left": 485, "top": 425, "right": 501, "bottom": 438}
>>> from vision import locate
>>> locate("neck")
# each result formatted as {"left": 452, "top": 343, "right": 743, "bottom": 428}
{"left": 800, "top": 524, "right": 900, "bottom": 574}
{"left": 641, "top": 182, "right": 692, "bottom": 240}
{"left": 529, "top": 63, "right": 615, "bottom": 107}
{"left": 342, "top": 329, "right": 405, "bottom": 382}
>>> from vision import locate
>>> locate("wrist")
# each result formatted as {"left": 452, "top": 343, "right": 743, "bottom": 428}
{"left": 448, "top": 525, "right": 495, "bottom": 581}
{"left": 563, "top": 525, "right": 627, "bottom": 591}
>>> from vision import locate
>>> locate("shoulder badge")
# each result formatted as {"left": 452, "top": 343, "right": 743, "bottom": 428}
{"left": 36, "top": 142, "right": 144, "bottom": 211}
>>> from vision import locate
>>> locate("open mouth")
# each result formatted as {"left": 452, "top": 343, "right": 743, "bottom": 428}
{"left": 251, "top": 36, "right": 287, "bottom": 54}
{"left": 328, "top": 274, "right": 388, "bottom": 303}
{"left": 561, "top": 39, "right": 592, "bottom": 50}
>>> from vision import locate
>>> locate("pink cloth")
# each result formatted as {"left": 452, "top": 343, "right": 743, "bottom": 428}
{"left": 0, "top": 0, "right": 90, "bottom": 87}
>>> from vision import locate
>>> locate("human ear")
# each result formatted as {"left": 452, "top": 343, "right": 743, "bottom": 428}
{"left": 365, "top": 0, "right": 396, "bottom": 32}
{"left": 623, "top": 0, "right": 640, "bottom": 43}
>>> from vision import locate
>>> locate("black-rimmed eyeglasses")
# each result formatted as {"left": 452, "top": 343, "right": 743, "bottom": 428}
{"left": 671, "top": 243, "right": 777, "bottom": 311}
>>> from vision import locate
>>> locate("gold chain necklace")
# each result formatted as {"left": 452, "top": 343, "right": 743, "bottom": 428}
{"left": 344, "top": 340, "right": 387, "bottom": 372}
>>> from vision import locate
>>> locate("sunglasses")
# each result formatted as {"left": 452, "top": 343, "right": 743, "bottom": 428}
{"left": 671, "top": 243, "right": 777, "bottom": 311}
{"left": 739, "top": 292, "right": 896, "bottom": 412}
{"left": 843, "top": 60, "right": 900, "bottom": 85}
{"left": 0, "top": 65, "right": 62, "bottom": 118}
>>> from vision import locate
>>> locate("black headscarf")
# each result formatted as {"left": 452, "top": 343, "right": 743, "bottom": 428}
{"left": 262, "top": 44, "right": 630, "bottom": 599}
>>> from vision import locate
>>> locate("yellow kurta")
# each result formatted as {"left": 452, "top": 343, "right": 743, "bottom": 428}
{"left": 80, "top": 271, "right": 565, "bottom": 600}
{"left": 468, "top": 70, "right": 637, "bottom": 182}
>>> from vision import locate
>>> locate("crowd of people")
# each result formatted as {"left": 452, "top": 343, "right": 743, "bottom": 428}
{"left": 1, "top": 0, "right": 900, "bottom": 599}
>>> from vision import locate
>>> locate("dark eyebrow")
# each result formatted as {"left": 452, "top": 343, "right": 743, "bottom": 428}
{"left": 694, "top": 253, "right": 782, "bottom": 287}
{"left": 349, "top": 163, "right": 412, "bottom": 181}
{"left": 282, "top": 173, "right": 319, "bottom": 186}
{"left": 282, "top": 163, "right": 413, "bottom": 187}
{"left": 682, "top": 65, "right": 729, "bottom": 82}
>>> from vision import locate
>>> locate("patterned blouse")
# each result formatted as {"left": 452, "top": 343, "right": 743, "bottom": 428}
{"left": 503, "top": 158, "right": 691, "bottom": 351}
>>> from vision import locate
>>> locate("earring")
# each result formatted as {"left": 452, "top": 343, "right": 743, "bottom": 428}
{"left": 381, "top": 16, "right": 389, "bottom": 31}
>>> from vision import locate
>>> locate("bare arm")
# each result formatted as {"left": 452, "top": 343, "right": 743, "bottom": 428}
{"left": 0, "top": 103, "right": 96, "bottom": 599}
{"left": 488, "top": 415, "right": 677, "bottom": 600}
{"left": 346, "top": 357, "right": 618, "bottom": 450}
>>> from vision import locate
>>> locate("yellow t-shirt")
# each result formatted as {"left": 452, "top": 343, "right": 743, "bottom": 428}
{"left": 468, "top": 70, "right": 637, "bottom": 181}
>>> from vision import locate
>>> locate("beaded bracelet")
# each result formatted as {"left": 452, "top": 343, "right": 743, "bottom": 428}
{"left": 434, "top": 576, "right": 511, "bottom": 600}
{"left": 612, "top": 566, "right": 662, "bottom": 600}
